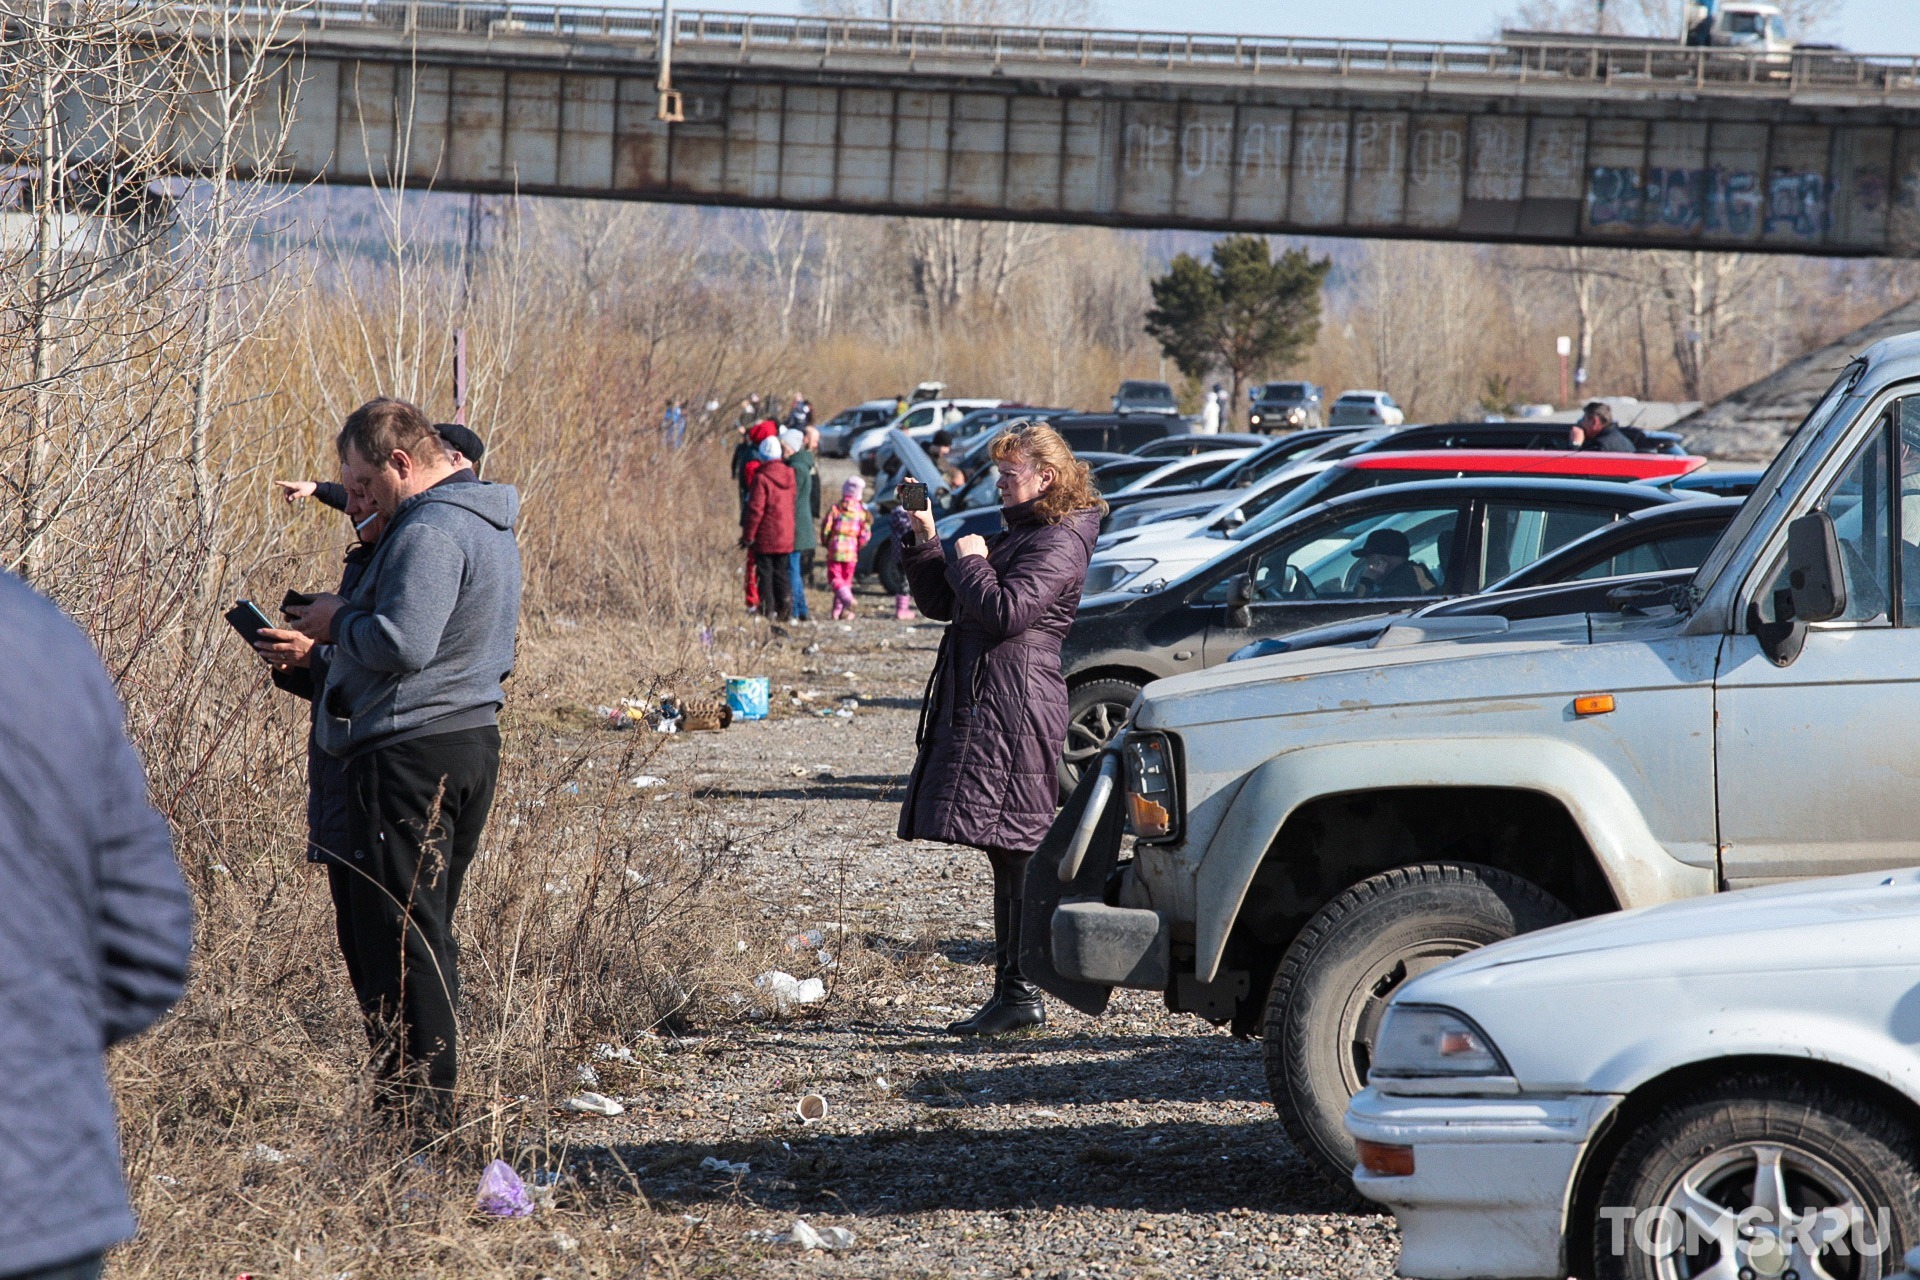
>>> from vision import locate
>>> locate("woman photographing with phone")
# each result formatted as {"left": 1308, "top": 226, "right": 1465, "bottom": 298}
{"left": 892, "top": 422, "right": 1106, "bottom": 1036}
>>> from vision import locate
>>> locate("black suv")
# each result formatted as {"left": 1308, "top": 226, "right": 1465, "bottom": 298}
{"left": 1248, "top": 381, "right": 1323, "bottom": 433}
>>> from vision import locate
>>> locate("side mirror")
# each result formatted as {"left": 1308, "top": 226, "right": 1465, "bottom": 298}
{"left": 1750, "top": 512, "right": 1847, "bottom": 667}
{"left": 1215, "top": 508, "right": 1247, "bottom": 531}
{"left": 1225, "top": 573, "right": 1254, "bottom": 628}
{"left": 1784, "top": 512, "right": 1846, "bottom": 623}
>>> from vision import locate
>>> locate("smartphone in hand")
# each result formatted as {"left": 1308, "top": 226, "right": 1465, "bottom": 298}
{"left": 280, "top": 589, "right": 314, "bottom": 616}
{"left": 898, "top": 479, "right": 929, "bottom": 512}
{"left": 224, "top": 600, "right": 276, "bottom": 647}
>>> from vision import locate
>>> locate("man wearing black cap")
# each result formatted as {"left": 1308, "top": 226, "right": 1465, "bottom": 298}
{"left": 1351, "top": 528, "right": 1435, "bottom": 598}
{"left": 274, "top": 423, "right": 486, "bottom": 509}
{"left": 1569, "top": 401, "right": 1633, "bottom": 452}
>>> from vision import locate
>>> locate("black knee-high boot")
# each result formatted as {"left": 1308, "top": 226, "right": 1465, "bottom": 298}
{"left": 948, "top": 851, "right": 1045, "bottom": 1036}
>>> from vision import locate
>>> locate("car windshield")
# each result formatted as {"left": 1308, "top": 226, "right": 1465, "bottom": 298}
{"left": 1691, "top": 362, "right": 1865, "bottom": 599}
{"left": 956, "top": 464, "right": 999, "bottom": 510}
{"left": 1259, "top": 384, "right": 1309, "bottom": 402}
{"left": 1122, "top": 384, "right": 1176, "bottom": 405}
{"left": 1227, "top": 467, "right": 1352, "bottom": 540}
{"left": 1337, "top": 394, "right": 1374, "bottom": 404}
{"left": 1096, "top": 461, "right": 1160, "bottom": 494}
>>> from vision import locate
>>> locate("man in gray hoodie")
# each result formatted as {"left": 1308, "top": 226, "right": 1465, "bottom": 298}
{"left": 292, "top": 396, "right": 520, "bottom": 1129}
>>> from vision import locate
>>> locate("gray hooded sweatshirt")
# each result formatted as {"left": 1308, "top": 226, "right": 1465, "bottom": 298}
{"left": 318, "top": 474, "right": 522, "bottom": 758}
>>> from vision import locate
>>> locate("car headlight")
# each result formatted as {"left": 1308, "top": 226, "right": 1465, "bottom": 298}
{"left": 1084, "top": 559, "right": 1154, "bottom": 595}
{"left": 1122, "top": 731, "right": 1181, "bottom": 842}
{"left": 1369, "top": 1005, "right": 1510, "bottom": 1080}
{"left": 1286, "top": 407, "right": 1305, "bottom": 425}
{"left": 1249, "top": 413, "right": 1263, "bottom": 425}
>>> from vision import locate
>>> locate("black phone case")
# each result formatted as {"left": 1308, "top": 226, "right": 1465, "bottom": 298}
{"left": 225, "top": 600, "right": 274, "bottom": 645}
{"left": 281, "top": 589, "right": 314, "bottom": 614}
{"left": 899, "top": 481, "right": 930, "bottom": 512}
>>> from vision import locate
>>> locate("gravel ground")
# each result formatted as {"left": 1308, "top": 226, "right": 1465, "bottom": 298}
{"left": 545, "top": 547, "right": 1403, "bottom": 1277}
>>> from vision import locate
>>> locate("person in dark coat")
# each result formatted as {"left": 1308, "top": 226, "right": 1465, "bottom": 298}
{"left": 742, "top": 434, "right": 797, "bottom": 621}
{"left": 1570, "top": 400, "right": 1633, "bottom": 452}
{"left": 255, "top": 488, "right": 387, "bottom": 1012}
{"left": 0, "top": 572, "right": 192, "bottom": 1280}
{"left": 892, "top": 421, "right": 1104, "bottom": 1036}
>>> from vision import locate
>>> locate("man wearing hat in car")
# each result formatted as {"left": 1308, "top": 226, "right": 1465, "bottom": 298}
{"left": 1352, "top": 528, "right": 1436, "bottom": 598}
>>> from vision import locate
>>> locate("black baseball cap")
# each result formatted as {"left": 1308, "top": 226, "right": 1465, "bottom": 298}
{"left": 1352, "top": 528, "right": 1411, "bottom": 559}
{"left": 435, "top": 422, "right": 485, "bottom": 464}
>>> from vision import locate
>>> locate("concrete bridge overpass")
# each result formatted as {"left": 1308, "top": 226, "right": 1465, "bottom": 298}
{"left": 99, "top": 4, "right": 1920, "bottom": 253}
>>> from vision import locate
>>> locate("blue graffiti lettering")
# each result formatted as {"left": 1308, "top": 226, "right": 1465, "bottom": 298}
{"left": 1588, "top": 166, "right": 1644, "bottom": 227}
{"left": 1590, "top": 165, "right": 1772, "bottom": 236}
{"left": 1765, "top": 169, "right": 1829, "bottom": 238}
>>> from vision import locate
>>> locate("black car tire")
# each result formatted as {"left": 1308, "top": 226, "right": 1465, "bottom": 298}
{"left": 874, "top": 538, "right": 906, "bottom": 595}
{"left": 1263, "top": 862, "right": 1570, "bottom": 1193}
{"left": 1591, "top": 1074, "right": 1920, "bottom": 1280}
{"left": 1059, "top": 678, "right": 1141, "bottom": 800}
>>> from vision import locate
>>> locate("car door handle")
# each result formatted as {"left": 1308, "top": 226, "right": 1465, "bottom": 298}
{"left": 1173, "top": 649, "right": 1193, "bottom": 661}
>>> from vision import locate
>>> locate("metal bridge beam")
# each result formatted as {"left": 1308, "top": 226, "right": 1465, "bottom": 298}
{"left": 89, "top": 6, "right": 1920, "bottom": 253}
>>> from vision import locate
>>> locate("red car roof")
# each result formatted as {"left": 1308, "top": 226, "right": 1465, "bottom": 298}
{"left": 1346, "top": 449, "right": 1704, "bottom": 480}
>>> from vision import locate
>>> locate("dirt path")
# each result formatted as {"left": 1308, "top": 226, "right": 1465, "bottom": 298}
{"left": 551, "top": 570, "right": 1402, "bottom": 1276}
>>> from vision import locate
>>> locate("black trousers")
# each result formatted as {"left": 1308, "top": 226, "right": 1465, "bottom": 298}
{"left": 755, "top": 552, "right": 794, "bottom": 619}
{"left": 337, "top": 725, "right": 500, "bottom": 1110}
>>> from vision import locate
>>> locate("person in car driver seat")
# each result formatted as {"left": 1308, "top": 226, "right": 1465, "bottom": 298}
{"left": 1351, "top": 528, "right": 1436, "bottom": 598}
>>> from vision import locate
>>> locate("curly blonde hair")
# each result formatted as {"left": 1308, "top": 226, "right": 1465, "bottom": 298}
{"left": 988, "top": 422, "right": 1107, "bottom": 524}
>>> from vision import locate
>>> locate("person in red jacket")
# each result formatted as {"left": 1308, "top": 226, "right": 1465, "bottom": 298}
{"left": 736, "top": 418, "right": 782, "bottom": 610}
{"left": 741, "top": 434, "right": 797, "bottom": 620}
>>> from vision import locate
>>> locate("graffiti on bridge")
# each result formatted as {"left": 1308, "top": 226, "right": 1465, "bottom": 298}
{"left": 1588, "top": 164, "right": 1831, "bottom": 239}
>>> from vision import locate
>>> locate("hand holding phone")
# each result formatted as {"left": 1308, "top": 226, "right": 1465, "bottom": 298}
{"left": 898, "top": 479, "right": 930, "bottom": 512}
{"left": 224, "top": 600, "right": 275, "bottom": 647}
{"left": 281, "top": 589, "right": 315, "bottom": 616}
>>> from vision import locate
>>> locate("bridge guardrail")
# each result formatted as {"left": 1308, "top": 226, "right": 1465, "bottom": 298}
{"left": 201, "top": 1, "right": 1920, "bottom": 98}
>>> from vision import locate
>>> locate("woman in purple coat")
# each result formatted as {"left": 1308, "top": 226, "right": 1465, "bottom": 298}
{"left": 894, "top": 422, "right": 1105, "bottom": 1035}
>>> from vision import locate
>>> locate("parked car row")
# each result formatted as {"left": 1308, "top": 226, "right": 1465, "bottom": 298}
{"left": 1018, "top": 333, "right": 1920, "bottom": 1278}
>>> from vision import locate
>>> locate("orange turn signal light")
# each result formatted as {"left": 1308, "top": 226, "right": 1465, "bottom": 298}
{"left": 1356, "top": 1139, "right": 1415, "bottom": 1178}
{"left": 1127, "top": 792, "right": 1172, "bottom": 840}
{"left": 1573, "top": 694, "right": 1616, "bottom": 717}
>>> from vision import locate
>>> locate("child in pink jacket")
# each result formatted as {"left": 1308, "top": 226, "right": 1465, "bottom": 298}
{"left": 821, "top": 476, "right": 873, "bottom": 620}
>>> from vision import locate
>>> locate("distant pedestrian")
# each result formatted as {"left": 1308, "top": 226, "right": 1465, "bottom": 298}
{"left": 735, "top": 418, "right": 780, "bottom": 611}
{"left": 662, "top": 399, "right": 687, "bottom": 448}
{"left": 823, "top": 476, "right": 872, "bottom": 620}
{"left": 891, "top": 421, "right": 1104, "bottom": 1036}
{"left": 1571, "top": 400, "right": 1632, "bottom": 452}
{"left": 0, "top": 573, "right": 191, "bottom": 1280}
{"left": 782, "top": 428, "right": 816, "bottom": 622}
{"left": 785, "top": 394, "right": 812, "bottom": 431}
{"left": 1200, "top": 385, "right": 1222, "bottom": 434}
{"left": 741, "top": 434, "right": 796, "bottom": 621}
{"left": 801, "top": 426, "right": 823, "bottom": 586}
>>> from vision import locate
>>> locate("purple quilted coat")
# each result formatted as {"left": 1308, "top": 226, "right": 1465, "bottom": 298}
{"left": 895, "top": 501, "right": 1100, "bottom": 854}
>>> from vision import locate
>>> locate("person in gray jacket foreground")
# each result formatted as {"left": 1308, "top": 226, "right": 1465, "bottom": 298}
{"left": 291, "top": 397, "right": 521, "bottom": 1131}
{"left": 0, "top": 573, "right": 191, "bottom": 1280}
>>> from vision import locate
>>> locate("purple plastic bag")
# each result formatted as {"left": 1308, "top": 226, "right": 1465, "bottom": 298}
{"left": 476, "top": 1159, "right": 534, "bottom": 1217}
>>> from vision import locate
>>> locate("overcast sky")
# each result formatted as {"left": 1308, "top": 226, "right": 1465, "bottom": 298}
{"left": 700, "top": 2, "right": 1920, "bottom": 54}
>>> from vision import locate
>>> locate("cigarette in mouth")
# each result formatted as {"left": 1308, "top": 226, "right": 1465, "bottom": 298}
{"left": 354, "top": 512, "right": 379, "bottom": 532}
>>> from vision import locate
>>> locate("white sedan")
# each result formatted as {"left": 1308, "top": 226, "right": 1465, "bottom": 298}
{"left": 1328, "top": 389, "right": 1405, "bottom": 426}
{"left": 1345, "top": 869, "right": 1920, "bottom": 1280}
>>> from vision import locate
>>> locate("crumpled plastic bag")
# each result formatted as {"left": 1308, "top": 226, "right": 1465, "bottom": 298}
{"left": 754, "top": 970, "right": 826, "bottom": 1011}
{"left": 476, "top": 1159, "right": 534, "bottom": 1218}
